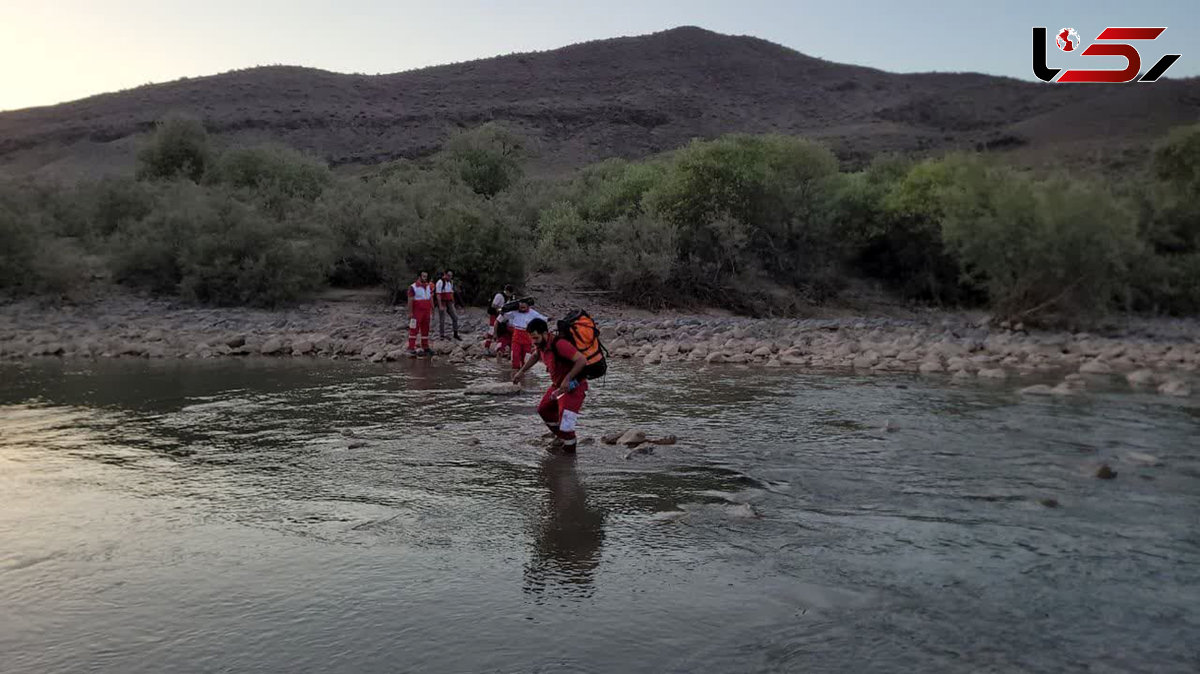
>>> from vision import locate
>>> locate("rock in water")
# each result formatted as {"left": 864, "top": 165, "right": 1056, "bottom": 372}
{"left": 617, "top": 429, "right": 648, "bottom": 447}
{"left": 601, "top": 430, "right": 626, "bottom": 445}
{"left": 464, "top": 382, "right": 523, "bottom": 396}
{"left": 649, "top": 435, "right": 678, "bottom": 446}
{"left": 1096, "top": 464, "right": 1118, "bottom": 480}
{"left": 1158, "top": 379, "right": 1191, "bottom": 397}
{"left": 1019, "top": 385, "right": 1055, "bottom": 396}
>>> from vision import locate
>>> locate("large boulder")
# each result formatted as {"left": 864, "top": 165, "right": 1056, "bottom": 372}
{"left": 260, "top": 338, "right": 285, "bottom": 356}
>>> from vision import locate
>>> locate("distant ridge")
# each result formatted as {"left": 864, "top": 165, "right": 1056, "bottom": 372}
{"left": 1, "top": 26, "right": 1197, "bottom": 180}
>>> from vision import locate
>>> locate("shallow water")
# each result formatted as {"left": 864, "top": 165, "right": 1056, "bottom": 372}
{"left": 1, "top": 358, "right": 1198, "bottom": 673}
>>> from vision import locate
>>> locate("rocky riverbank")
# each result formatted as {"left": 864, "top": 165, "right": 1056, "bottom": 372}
{"left": 1, "top": 292, "right": 1197, "bottom": 398}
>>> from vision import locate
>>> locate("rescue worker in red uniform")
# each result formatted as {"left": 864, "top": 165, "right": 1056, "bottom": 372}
{"left": 512, "top": 318, "right": 588, "bottom": 453}
{"left": 406, "top": 271, "right": 434, "bottom": 356}
{"left": 485, "top": 284, "right": 514, "bottom": 355}
{"left": 504, "top": 300, "right": 547, "bottom": 370}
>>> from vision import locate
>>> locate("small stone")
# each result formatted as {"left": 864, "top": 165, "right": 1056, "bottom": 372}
{"left": 1079, "top": 360, "right": 1113, "bottom": 375}
{"left": 1096, "top": 464, "right": 1117, "bottom": 480}
{"left": 1158, "top": 379, "right": 1191, "bottom": 397}
{"left": 1039, "top": 498, "right": 1059, "bottom": 508}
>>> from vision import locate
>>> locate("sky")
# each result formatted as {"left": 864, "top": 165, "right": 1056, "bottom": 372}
{"left": 0, "top": 0, "right": 1195, "bottom": 111}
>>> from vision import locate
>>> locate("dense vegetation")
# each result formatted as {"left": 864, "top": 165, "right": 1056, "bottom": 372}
{"left": 1, "top": 115, "right": 1198, "bottom": 325}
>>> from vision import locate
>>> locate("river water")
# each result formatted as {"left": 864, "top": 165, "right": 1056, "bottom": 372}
{"left": 1, "top": 358, "right": 1198, "bottom": 673}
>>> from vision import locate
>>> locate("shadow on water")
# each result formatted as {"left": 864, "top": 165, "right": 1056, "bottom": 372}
{"left": 524, "top": 455, "right": 606, "bottom": 601}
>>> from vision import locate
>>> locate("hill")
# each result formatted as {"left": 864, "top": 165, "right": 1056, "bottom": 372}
{"left": 1, "top": 26, "right": 1197, "bottom": 181}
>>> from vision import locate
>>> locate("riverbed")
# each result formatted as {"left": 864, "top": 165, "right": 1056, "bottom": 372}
{"left": 1, "top": 358, "right": 1198, "bottom": 673}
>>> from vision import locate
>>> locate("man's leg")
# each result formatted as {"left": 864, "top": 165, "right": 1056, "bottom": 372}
{"left": 557, "top": 387, "right": 586, "bottom": 453}
{"left": 449, "top": 305, "right": 460, "bottom": 339}
{"left": 484, "top": 315, "right": 496, "bottom": 350}
{"left": 438, "top": 307, "right": 447, "bottom": 339}
{"left": 418, "top": 312, "right": 431, "bottom": 352}
{"left": 536, "top": 387, "right": 563, "bottom": 439}
{"left": 407, "top": 317, "right": 419, "bottom": 351}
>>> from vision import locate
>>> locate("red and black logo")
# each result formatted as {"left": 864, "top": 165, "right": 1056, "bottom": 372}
{"left": 1033, "top": 26, "right": 1181, "bottom": 83}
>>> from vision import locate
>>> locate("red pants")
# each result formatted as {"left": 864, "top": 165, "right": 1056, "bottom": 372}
{"left": 485, "top": 315, "right": 500, "bottom": 350}
{"left": 538, "top": 383, "right": 587, "bottom": 450}
{"left": 407, "top": 304, "right": 432, "bottom": 350}
{"left": 511, "top": 329, "right": 533, "bottom": 369}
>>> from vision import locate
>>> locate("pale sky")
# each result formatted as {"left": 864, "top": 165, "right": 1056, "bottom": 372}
{"left": 0, "top": 0, "right": 1195, "bottom": 111}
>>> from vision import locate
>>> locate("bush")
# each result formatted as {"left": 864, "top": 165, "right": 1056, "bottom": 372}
{"left": 208, "top": 145, "right": 332, "bottom": 219}
{"left": 440, "top": 122, "right": 526, "bottom": 198}
{"left": 938, "top": 161, "right": 1141, "bottom": 323}
{"left": 0, "top": 200, "right": 38, "bottom": 293}
{"left": 137, "top": 116, "right": 210, "bottom": 182}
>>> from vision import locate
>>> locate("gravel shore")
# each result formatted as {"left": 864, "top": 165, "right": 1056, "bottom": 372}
{"left": 2, "top": 292, "right": 1196, "bottom": 398}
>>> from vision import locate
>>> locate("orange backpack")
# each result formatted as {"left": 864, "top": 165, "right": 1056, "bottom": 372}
{"left": 556, "top": 310, "right": 608, "bottom": 379}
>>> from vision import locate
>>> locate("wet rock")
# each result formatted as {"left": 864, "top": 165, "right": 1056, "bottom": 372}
{"left": 1019, "top": 385, "right": 1055, "bottom": 396}
{"left": 780, "top": 354, "right": 807, "bottom": 366}
{"left": 725, "top": 503, "right": 761, "bottom": 519}
{"left": 726, "top": 353, "right": 751, "bottom": 364}
{"left": 292, "top": 340, "right": 315, "bottom": 355}
{"left": 260, "top": 338, "right": 285, "bottom": 356}
{"left": 465, "top": 382, "right": 523, "bottom": 396}
{"left": 624, "top": 446, "right": 654, "bottom": 460}
{"left": 466, "top": 438, "right": 482, "bottom": 446}
{"left": 617, "top": 429, "right": 647, "bottom": 447}
{"left": 705, "top": 353, "right": 727, "bottom": 364}
{"left": 765, "top": 358, "right": 782, "bottom": 368}
{"left": 226, "top": 335, "right": 246, "bottom": 348}
{"left": 953, "top": 369, "right": 974, "bottom": 381}
{"left": 1079, "top": 360, "right": 1112, "bottom": 375}
{"left": 1158, "top": 379, "right": 1191, "bottom": 397}
{"left": 918, "top": 361, "right": 944, "bottom": 374}
{"left": 1125, "top": 452, "right": 1162, "bottom": 467}
{"left": 1039, "top": 498, "right": 1059, "bottom": 508}
{"left": 649, "top": 435, "right": 678, "bottom": 446}
{"left": 601, "top": 430, "right": 626, "bottom": 445}
{"left": 643, "top": 353, "right": 663, "bottom": 365}
{"left": 978, "top": 368, "right": 1007, "bottom": 380}
{"left": 1126, "top": 369, "right": 1156, "bottom": 386}
{"left": 1096, "top": 464, "right": 1118, "bottom": 480}
{"left": 579, "top": 438, "right": 596, "bottom": 447}
{"left": 751, "top": 346, "right": 773, "bottom": 359}
{"left": 882, "top": 419, "right": 899, "bottom": 432}
{"left": 1050, "top": 383, "right": 1080, "bottom": 396}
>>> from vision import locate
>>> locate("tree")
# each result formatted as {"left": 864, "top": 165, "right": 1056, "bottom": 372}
{"left": 136, "top": 116, "right": 211, "bottom": 182}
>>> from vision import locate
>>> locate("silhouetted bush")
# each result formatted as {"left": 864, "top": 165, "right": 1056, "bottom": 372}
{"left": 136, "top": 116, "right": 210, "bottom": 182}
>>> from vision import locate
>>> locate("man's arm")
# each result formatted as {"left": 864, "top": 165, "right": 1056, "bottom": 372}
{"left": 561, "top": 351, "right": 587, "bottom": 392}
{"left": 512, "top": 350, "right": 539, "bottom": 383}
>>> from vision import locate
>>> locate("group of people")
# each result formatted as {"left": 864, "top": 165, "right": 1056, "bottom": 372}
{"left": 405, "top": 272, "right": 594, "bottom": 454}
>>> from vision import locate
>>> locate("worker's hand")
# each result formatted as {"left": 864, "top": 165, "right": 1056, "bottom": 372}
{"left": 556, "top": 382, "right": 570, "bottom": 397}
{"left": 511, "top": 371, "right": 525, "bottom": 385}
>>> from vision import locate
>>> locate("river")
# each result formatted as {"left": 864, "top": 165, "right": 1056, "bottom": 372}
{"left": 1, "top": 358, "right": 1198, "bottom": 673}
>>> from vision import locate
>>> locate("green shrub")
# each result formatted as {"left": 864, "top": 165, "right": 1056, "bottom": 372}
{"left": 938, "top": 161, "right": 1140, "bottom": 323}
{"left": 0, "top": 201, "right": 37, "bottom": 293}
{"left": 209, "top": 145, "right": 331, "bottom": 219}
{"left": 440, "top": 122, "right": 526, "bottom": 198}
{"left": 137, "top": 116, "right": 210, "bottom": 182}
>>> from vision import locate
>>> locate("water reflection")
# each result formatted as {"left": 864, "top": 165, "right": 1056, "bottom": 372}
{"left": 524, "top": 455, "right": 606, "bottom": 601}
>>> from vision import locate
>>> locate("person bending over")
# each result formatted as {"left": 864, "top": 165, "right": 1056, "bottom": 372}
{"left": 512, "top": 318, "right": 588, "bottom": 453}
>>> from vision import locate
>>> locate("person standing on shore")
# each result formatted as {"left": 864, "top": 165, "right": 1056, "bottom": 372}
{"left": 504, "top": 299, "right": 547, "bottom": 370}
{"left": 512, "top": 318, "right": 589, "bottom": 453}
{"left": 406, "top": 271, "right": 435, "bottom": 356}
{"left": 485, "top": 284, "right": 514, "bottom": 355}
{"left": 435, "top": 270, "right": 462, "bottom": 342}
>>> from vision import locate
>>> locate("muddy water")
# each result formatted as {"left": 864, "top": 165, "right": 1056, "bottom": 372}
{"left": 1, "top": 358, "right": 1198, "bottom": 673}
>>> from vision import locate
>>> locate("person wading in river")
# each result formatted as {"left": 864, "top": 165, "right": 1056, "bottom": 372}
{"left": 512, "top": 318, "right": 588, "bottom": 453}
{"left": 503, "top": 299, "right": 546, "bottom": 370}
{"left": 435, "top": 270, "right": 462, "bottom": 342}
{"left": 485, "top": 284, "right": 514, "bottom": 356}
{"left": 406, "top": 271, "right": 434, "bottom": 356}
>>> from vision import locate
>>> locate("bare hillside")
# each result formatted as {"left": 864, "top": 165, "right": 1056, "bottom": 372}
{"left": 1, "top": 26, "right": 1196, "bottom": 180}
